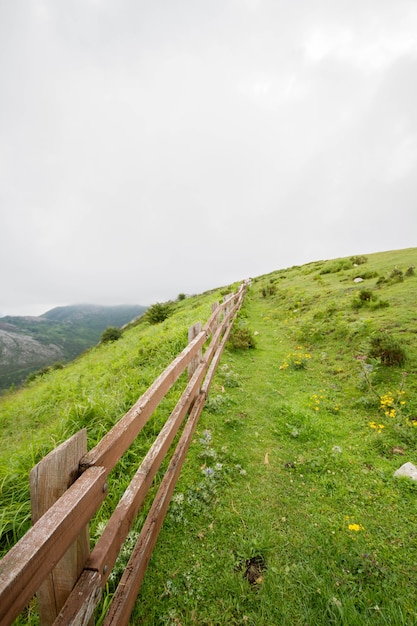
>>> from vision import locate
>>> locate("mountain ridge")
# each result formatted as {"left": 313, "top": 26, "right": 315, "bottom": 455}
{"left": 0, "top": 303, "right": 147, "bottom": 390}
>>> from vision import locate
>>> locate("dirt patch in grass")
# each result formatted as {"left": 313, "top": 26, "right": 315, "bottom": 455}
{"left": 240, "top": 555, "right": 267, "bottom": 586}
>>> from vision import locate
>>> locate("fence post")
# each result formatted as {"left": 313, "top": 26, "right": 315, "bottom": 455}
{"left": 223, "top": 293, "right": 233, "bottom": 318}
{"left": 188, "top": 322, "right": 202, "bottom": 380}
{"left": 30, "top": 429, "right": 93, "bottom": 626}
{"left": 211, "top": 302, "right": 219, "bottom": 333}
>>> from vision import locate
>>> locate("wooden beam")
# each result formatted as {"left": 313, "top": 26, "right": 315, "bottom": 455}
{"left": 188, "top": 322, "right": 202, "bottom": 379}
{"left": 30, "top": 430, "right": 90, "bottom": 626}
{"left": 80, "top": 330, "right": 207, "bottom": 473}
{"left": 103, "top": 392, "right": 208, "bottom": 625}
{"left": 0, "top": 466, "right": 107, "bottom": 626}
{"left": 53, "top": 570, "right": 101, "bottom": 626}
{"left": 86, "top": 361, "right": 208, "bottom": 582}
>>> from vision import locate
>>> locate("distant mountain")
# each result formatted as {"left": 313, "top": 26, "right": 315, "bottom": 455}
{"left": 0, "top": 304, "right": 147, "bottom": 390}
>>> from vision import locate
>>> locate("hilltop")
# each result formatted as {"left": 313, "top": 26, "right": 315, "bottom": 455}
{"left": 0, "top": 304, "right": 146, "bottom": 390}
{"left": 1, "top": 247, "right": 416, "bottom": 625}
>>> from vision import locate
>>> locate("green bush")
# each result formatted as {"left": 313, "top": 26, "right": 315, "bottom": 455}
{"left": 354, "top": 270, "right": 378, "bottom": 280}
{"left": 389, "top": 268, "right": 404, "bottom": 283}
{"left": 320, "top": 259, "right": 352, "bottom": 275}
{"left": 350, "top": 255, "right": 368, "bottom": 265}
{"left": 377, "top": 267, "right": 406, "bottom": 286}
{"left": 145, "top": 302, "right": 172, "bottom": 324}
{"left": 261, "top": 284, "right": 277, "bottom": 297}
{"left": 228, "top": 324, "right": 256, "bottom": 350}
{"left": 368, "top": 332, "right": 407, "bottom": 366}
{"left": 359, "top": 289, "right": 373, "bottom": 302}
{"left": 352, "top": 289, "right": 389, "bottom": 310}
{"left": 100, "top": 327, "right": 122, "bottom": 343}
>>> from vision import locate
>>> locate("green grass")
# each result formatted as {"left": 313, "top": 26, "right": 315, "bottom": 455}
{"left": 1, "top": 249, "right": 417, "bottom": 625}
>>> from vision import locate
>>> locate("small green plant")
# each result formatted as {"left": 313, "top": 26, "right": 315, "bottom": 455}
{"left": 354, "top": 270, "right": 378, "bottom": 280}
{"left": 377, "top": 266, "right": 408, "bottom": 286}
{"left": 368, "top": 332, "right": 407, "bottom": 366}
{"left": 320, "top": 259, "right": 352, "bottom": 274}
{"left": 177, "top": 293, "right": 186, "bottom": 301}
{"left": 100, "top": 326, "right": 122, "bottom": 343}
{"left": 220, "top": 364, "right": 241, "bottom": 388}
{"left": 359, "top": 289, "right": 373, "bottom": 302}
{"left": 280, "top": 346, "right": 312, "bottom": 370}
{"left": 390, "top": 267, "right": 404, "bottom": 282}
{"left": 204, "top": 394, "right": 229, "bottom": 413}
{"left": 228, "top": 324, "right": 256, "bottom": 350}
{"left": 358, "top": 358, "right": 414, "bottom": 429}
{"left": 350, "top": 255, "right": 368, "bottom": 265}
{"left": 145, "top": 302, "right": 172, "bottom": 324}
{"left": 168, "top": 429, "right": 246, "bottom": 526}
{"left": 297, "top": 320, "right": 325, "bottom": 344}
{"left": 352, "top": 289, "right": 389, "bottom": 310}
{"left": 261, "top": 284, "right": 277, "bottom": 297}
{"left": 405, "top": 265, "right": 415, "bottom": 277}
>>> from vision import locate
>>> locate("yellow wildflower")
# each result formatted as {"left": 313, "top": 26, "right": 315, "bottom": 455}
{"left": 348, "top": 523, "right": 364, "bottom": 532}
{"left": 369, "top": 421, "right": 385, "bottom": 433}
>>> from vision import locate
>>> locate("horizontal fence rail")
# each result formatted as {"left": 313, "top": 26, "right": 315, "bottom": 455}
{"left": 0, "top": 281, "right": 248, "bottom": 626}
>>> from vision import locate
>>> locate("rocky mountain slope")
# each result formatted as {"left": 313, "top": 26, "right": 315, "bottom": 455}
{"left": 0, "top": 304, "right": 146, "bottom": 390}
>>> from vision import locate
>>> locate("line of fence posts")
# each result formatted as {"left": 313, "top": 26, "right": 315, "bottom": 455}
{"left": 0, "top": 281, "right": 249, "bottom": 626}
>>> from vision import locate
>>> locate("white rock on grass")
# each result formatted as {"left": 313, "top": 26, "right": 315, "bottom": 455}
{"left": 393, "top": 462, "right": 417, "bottom": 481}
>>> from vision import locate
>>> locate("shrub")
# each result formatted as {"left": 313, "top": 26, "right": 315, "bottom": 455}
{"left": 352, "top": 290, "right": 389, "bottom": 310}
{"left": 262, "top": 284, "right": 276, "bottom": 297}
{"left": 228, "top": 324, "right": 256, "bottom": 350}
{"left": 368, "top": 332, "right": 407, "bottom": 367}
{"left": 280, "top": 348, "right": 312, "bottom": 371}
{"left": 145, "top": 302, "right": 172, "bottom": 324}
{"left": 320, "top": 259, "right": 352, "bottom": 275}
{"left": 177, "top": 293, "right": 186, "bottom": 301}
{"left": 359, "top": 289, "right": 373, "bottom": 302}
{"left": 297, "top": 320, "right": 324, "bottom": 344}
{"left": 377, "top": 267, "right": 406, "bottom": 286}
{"left": 389, "top": 268, "right": 404, "bottom": 283}
{"left": 350, "top": 255, "right": 368, "bottom": 265}
{"left": 354, "top": 270, "right": 378, "bottom": 280}
{"left": 100, "top": 327, "right": 122, "bottom": 343}
{"left": 405, "top": 266, "right": 415, "bottom": 277}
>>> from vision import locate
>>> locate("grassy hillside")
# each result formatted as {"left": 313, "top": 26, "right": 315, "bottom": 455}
{"left": 1, "top": 248, "right": 417, "bottom": 625}
{"left": 0, "top": 304, "right": 146, "bottom": 390}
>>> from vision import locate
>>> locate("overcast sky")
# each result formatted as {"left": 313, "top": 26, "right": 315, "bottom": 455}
{"left": 1, "top": 0, "right": 416, "bottom": 316}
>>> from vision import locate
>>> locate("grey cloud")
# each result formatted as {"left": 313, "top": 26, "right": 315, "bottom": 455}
{"left": 1, "top": 0, "right": 416, "bottom": 315}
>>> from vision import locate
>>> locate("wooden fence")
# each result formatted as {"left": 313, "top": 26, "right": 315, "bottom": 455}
{"left": 0, "top": 282, "right": 248, "bottom": 626}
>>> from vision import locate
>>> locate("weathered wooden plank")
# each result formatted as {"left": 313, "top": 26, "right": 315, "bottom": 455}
{"left": 80, "top": 330, "right": 207, "bottom": 473}
{"left": 201, "top": 281, "right": 245, "bottom": 336}
{"left": 102, "top": 296, "right": 246, "bottom": 624}
{"left": 30, "top": 430, "right": 90, "bottom": 626}
{"left": 86, "top": 359, "right": 208, "bottom": 582}
{"left": 188, "top": 322, "right": 202, "bottom": 379}
{"left": 103, "top": 391, "right": 208, "bottom": 625}
{"left": 0, "top": 466, "right": 107, "bottom": 626}
{"left": 202, "top": 314, "right": 236, "bottom": 396}
{"left": 0, "top": 284, "right": 247, "bottom": 626}
{"left": 53, "top": 570, "right": 102, "bottom": 626}
{"left": 62, "top": 284, "right": 248, "bottom": 623}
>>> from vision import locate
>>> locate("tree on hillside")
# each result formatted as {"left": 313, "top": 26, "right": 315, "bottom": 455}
{"left": 100, "top": 326, "right": 122, "bottom": 343}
